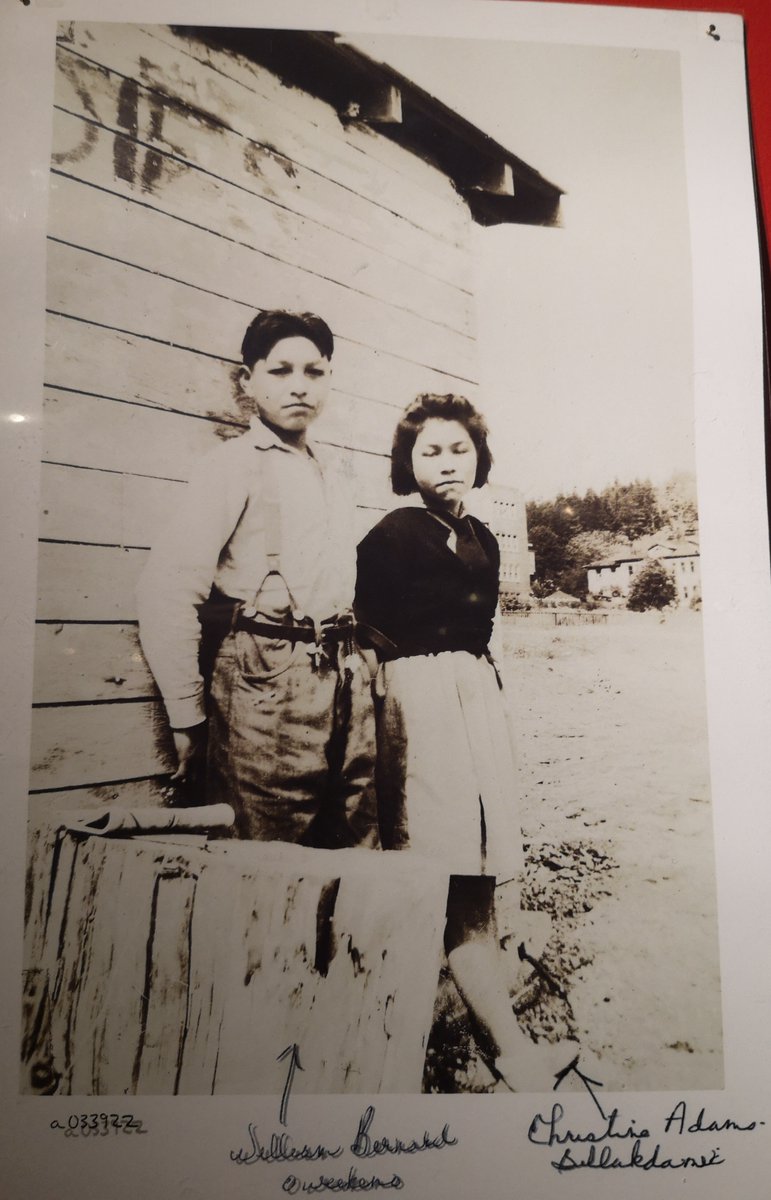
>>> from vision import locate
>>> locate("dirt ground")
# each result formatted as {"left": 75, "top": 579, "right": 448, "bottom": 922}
{"left": 424, "top": 609, "right": 723, "bottom": 1094}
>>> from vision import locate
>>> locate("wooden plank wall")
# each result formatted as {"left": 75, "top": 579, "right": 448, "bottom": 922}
{"left": 31, "top": 22, "right": 479, "bottom": 808}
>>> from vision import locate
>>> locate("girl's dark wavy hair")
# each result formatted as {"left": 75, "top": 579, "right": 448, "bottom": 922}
{"left": 241, "top": 310, "right": 334, "bottom": 368}
{"left": 390, "top": 393, "right": 493, "bottom": 495}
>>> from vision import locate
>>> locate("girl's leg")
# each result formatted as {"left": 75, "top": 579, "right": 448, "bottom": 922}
{"left": 444, "top": 876, "right": 575, "bottom": 1091}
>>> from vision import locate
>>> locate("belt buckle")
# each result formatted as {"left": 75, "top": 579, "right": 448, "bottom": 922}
{"left": 314, "top": 616, "right": 344, "bottom": 670}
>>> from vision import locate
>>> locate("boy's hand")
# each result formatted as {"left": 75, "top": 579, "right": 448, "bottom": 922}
{"left": 170, "top": 724, "right": 207, "bottom": 785}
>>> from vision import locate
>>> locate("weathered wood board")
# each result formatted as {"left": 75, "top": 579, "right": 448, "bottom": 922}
{"left": 40, "top": 462, "right": 182, "bottom": 548}
{"left": 36, "top": 490, "right": 387, "bottom": 616}
{"left": 43, "top": 319, "right": 401, "bottom": 496}
{"left": 28, "top": 779, "right": 175, "bottom": 826}
{"left": 30, "top": 699, "right": 173, "bottom": 791}
{"left": 39, "top": 457, "right": 385, "bottom": 560}
{"left": 142, "top": 25, "right": 472, "bottom": 240}
{"left": 46, "top": 159, "right": 476, "bottom": 382}
{"left": 47, "top": 192, "right": 476, "bottom": 404}
{"left": 33, "top": 623, "right": 157, "bottom": 705}
{"left": 37, "top": 542, "right": 149, "bottom": 622}
{"left": 57, "top": 23, "right": 472, "bottom": 252}
{"left": 47, "top": 257, "right": 407, "bottom": 457}
{"left": 51, "top": 51, "right": 474, "bottom": 337}
{"left": 42, "top": 386, "right": 225, "bottom": 477}
{"left": 23, "top": 832, "right": 447, "bottom": 1095}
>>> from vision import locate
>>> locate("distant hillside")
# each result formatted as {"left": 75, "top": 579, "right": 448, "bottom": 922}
{"left": 527, "top": 473, "right": 698, "bottom": 597}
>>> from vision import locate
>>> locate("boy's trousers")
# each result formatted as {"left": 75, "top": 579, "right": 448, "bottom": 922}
{"left": 206, "top": 623, "right": 378, "bottom": 848}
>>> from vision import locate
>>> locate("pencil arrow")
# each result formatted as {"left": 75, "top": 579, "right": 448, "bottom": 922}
{"left": 277, "top": 1043, "right": 303, "bottom": 1127}
{"left": 553, "top": 1054, "right": 607, "bottom": 1120}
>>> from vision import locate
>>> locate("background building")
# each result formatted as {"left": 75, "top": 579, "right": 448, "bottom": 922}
{"left": 476, "top": 482, "right": 534, "bottom": 602}
{"left": 586, "top": 528, "right": 700, "bottom": 603}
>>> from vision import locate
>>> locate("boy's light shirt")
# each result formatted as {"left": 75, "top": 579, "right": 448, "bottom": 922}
{"left": 137, "top": 415, "right": 356, "bottom": 730}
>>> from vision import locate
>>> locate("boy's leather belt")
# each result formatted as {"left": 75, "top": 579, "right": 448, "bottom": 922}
{"left": 234, "top": 610, "right": 353, "bottom": 644}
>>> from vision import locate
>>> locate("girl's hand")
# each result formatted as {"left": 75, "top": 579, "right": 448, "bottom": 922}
{"left": 170, "top": 724, "right": 206, "bottom": 784}
{"left": 360, "top": 647, "right": 379, "bottom": 680}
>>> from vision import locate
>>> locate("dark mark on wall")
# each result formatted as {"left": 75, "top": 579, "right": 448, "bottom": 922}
{"left": 114, "top": 78, "right": 139, "bottom": 183}
{"left": 52, "top": 56, "right": 100, "bottom": 166}
{"left": 137, "top": 56, "right": 235, "bottom": 135}
{"left": 141, "top": 149, "right": 166, "bottom": 194}
{"left": 114, "top": 75, "right": 176, "bottom": 194}
{"left": 116, "top": 75, "right": 139, "bottom": 137}
{"left": 244, "top": 141, "right": 298, "bottom": 181}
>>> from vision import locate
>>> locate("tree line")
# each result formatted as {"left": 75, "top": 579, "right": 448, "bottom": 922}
{"left": 526, "top": 476, "right": 698, "bottom": 599}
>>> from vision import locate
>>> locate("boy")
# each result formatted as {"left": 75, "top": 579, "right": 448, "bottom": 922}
{"left": 137, "top": 310, "right": 377, "bottom": 848}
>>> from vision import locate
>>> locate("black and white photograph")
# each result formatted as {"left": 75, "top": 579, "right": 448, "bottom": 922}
{"left": 17, "top": 15, "right": 725, "bottom": 1101}
{"left": 3, "top": 1, "right": 771, "bottom": 1195}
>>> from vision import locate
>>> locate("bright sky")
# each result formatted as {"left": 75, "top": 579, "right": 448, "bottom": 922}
{"left": 351, "top": 34, "right": 694, "bottom": 501}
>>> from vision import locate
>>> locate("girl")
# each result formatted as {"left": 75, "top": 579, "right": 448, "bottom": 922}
{"left": 355, "top": 393, "right": 573, "bottom": 1090}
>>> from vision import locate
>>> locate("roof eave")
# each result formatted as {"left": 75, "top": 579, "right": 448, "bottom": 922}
{"left": 180, "top": 25, "right": 564, "bottom": 228}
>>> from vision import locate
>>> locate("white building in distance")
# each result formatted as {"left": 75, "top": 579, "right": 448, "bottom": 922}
{"left": 481, "top": 483, "right": 534, "bottom": 601}
{"left": 586, "top": 528, "right": 700, "bottom": 604}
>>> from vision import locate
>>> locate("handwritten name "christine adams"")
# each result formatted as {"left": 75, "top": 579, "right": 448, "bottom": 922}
{"left": 528, "top": 1100, "right": 762, "bottom": 1174}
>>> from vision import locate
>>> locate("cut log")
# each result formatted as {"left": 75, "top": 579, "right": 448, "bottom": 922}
{"left": 23, "top": 833, "right": 447, "bottom": 1095}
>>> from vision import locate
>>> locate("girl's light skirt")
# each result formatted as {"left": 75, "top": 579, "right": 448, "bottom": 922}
{"left": 376, "top": 650, "right": 525, "bottom": 881}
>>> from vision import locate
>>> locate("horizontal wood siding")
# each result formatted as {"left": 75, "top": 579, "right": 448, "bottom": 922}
{"left": 40, "top": 462, "right": 182, "bottom": 547}
{"left": 33, "top": 624, "right": 156, "bottom": 706}
{"left": 31, "top": 701, "right": 173, "bottom": 791}
{"left": 32, "top": 21, "right": 477, "bottom": 809}
{"left": 37, "top": 543, "right": 148, "bottom": 622}
{"left": 48, "top": 157, "right": 475, "bottom": 376}
{"left": 57, "top": 22, "right": 471, "bottom": 251}
{"left": 28, "top": 780, "right": 174, "bottom": 827}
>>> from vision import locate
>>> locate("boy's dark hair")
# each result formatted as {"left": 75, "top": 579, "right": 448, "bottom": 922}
{"left": 390, "top": 393, "right": 493, "bottom": 495}
{"left": 241, "top": 310, "right": 334, "bottom": 368}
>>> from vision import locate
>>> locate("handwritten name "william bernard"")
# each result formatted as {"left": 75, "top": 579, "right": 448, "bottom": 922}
{"left": 231, "top": 1128, "right": 343, "bottom": 1166}
{"left": 230, "top": 1105, "right": 458, "bottom": 1167}
{"left": 351, "top": 1106, "right": 458, "bottom": 1158}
